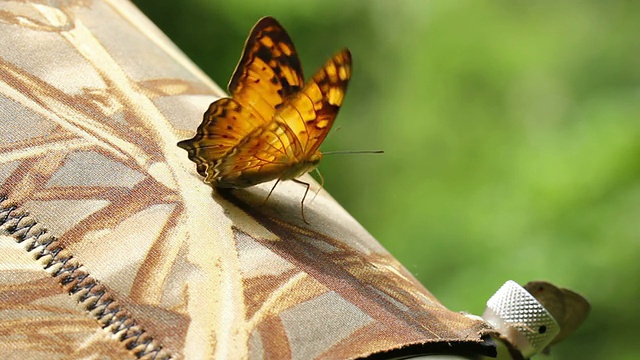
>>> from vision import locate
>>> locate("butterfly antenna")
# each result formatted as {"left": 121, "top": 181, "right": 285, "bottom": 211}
{"left": 263, "top": 179, "right": 281, "bottom": 206}
{"left": 292, "top": 178, "right": 310, "bottom": 224}
{"left": 322, "top": 150, "right": 384, "bottom": 155}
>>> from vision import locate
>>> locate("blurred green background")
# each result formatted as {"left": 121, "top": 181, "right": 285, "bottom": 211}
{"left": 133, "top": 1, "right": 639, "bottom": 358}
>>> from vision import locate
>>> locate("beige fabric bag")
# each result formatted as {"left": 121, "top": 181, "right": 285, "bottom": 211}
{"left": 0, "top": 1, "right": 492, "bottom": 358}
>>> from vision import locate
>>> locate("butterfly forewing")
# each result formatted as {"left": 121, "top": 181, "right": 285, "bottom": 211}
{"left": 275, "top": 49, "right": 352, "bottom": 156}
{"left": 229, "top": 17, "right": 305, "bottom": 123}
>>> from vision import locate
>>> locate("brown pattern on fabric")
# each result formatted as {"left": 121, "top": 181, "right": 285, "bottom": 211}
{"left": 0, "top": 1, "right": 494, "bottom": 359}
{"left": 224, "top": 197, "right": 491, "bottom": 358}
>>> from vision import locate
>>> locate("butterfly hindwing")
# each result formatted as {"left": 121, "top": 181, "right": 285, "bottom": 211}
{"left": 177, "top": 98, "right": 263, "bottom": 179}
{"left": 213, "top": 120, "right": 304, "bottom": 187}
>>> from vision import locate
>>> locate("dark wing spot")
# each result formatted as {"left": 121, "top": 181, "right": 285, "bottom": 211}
{"left": 280, "top": 78, "right": 292, "bottom": 91}
{"left": 256, "top": 47, "right": 274, "bottom": 64}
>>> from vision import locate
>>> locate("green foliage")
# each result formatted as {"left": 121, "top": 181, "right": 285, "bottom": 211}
{"left": 133, "top": 0, "right": 640, "bottom": 358}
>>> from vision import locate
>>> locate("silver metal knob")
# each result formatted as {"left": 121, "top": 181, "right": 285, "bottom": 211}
{"left": 482, "top": 280, "right": 560, "bottom": 358}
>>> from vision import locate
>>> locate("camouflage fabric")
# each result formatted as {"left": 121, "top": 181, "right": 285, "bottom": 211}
{"left": 0, "top": 1, "right": 492, "bottom": 359}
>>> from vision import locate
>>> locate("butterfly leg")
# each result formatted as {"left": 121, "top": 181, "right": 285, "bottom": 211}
{"left": 263, "top": 179, "right": 281, "bottom": 206}
{"left": 310, "top": 168, "right": 324, "bottom": 203}
{"left": 292, "top": 178, "right": 310, "bottom": 224}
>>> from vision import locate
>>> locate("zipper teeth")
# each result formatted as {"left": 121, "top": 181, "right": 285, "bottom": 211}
{"left": 0, "top": 194, "right": 172, "bottom": 360}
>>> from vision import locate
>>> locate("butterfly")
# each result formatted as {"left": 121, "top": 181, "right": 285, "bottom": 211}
{"left": 524, "top": 281, "right": 590, "bottom": 351}
{"left": 177, "top": 17, "right": 352, "bottom": 221}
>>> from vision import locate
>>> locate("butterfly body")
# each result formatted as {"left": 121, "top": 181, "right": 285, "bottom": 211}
{"left": 178, "top": 17, "right": 351, "bottom": 191}
{"left": 213, "top": 158, "right": 321, "bottom": 188}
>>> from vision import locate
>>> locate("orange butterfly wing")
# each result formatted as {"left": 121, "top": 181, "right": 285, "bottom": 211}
{"left": 176, "top": 98, "right": 262, "bottom": 180}
{"left": 213, "top": 50, "right": 352, "bottom": 187}
{"left": 177, "top": 17, "right": 305, "bottom": 180}
{"left": 275, "top": 49, "right": 352, "bottom": 157}
{"left": 228, "top": 17, "right": 305, "bottom": 117}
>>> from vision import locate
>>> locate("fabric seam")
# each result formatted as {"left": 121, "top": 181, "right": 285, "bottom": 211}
{"left": 0, "top": 194, "right": 172, "bottom": 360}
